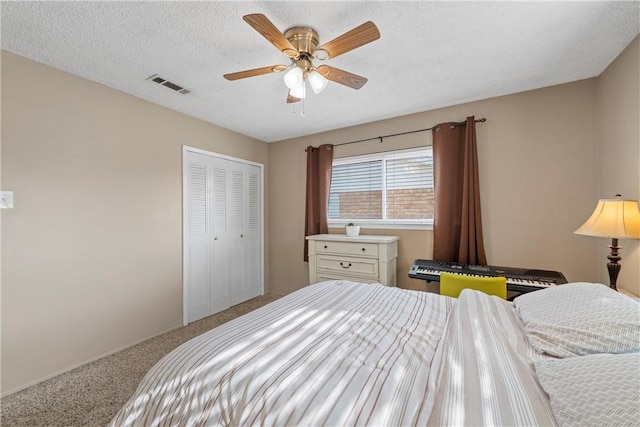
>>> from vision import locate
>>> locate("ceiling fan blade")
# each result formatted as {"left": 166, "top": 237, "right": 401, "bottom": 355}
{"left": 315, "top": 21, "right": 380, "bottom": 60}
{"left": 286, "top": 94, "right": 301, "bottom": 103}
{"left": 243, "top": 14, "right": 299, "bottom": 58}
{"left": 317, "top": 65, "right": 368, "bottom": 89}
{"left": 224, "top": 64, "right": 287, "bottom": 81}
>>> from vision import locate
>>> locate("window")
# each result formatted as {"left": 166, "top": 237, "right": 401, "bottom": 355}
{"left": 328, "top": 147, "right": 434, "bottom": 227}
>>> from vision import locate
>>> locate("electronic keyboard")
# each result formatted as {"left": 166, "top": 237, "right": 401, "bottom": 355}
{"left": 408, "top": 259, "right": 567, "bottom": 294}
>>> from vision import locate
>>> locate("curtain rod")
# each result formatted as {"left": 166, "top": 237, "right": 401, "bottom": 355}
{"left": 333, "top": 117, "right": 486, "bottom": 147}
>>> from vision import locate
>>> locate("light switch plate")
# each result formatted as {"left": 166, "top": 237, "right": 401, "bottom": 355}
{"left": 1, "top": 191, "right": 14, "bottom": 209}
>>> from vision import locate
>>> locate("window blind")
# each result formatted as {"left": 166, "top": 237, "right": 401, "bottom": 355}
{"left": 328, "top": 147, "right": 434, "bottom": 223}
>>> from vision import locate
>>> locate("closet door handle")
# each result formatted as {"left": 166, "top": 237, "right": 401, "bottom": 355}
{"left": 214, "top": 236, "right": 218, "bottom": 240}
{"left": 340, "top": 262, "right": 352, "bottom": 269}
{"left": 240, "top": 234, "right": 244, "bottom": 238}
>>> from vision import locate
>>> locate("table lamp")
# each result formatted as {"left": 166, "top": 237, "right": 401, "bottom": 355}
{"left": 575, "top": 194, "right": 640, "bottom": 290}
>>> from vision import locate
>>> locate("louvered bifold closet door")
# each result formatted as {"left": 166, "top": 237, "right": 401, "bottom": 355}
{"left": 244, "top": 165, "right": 261, "bottom": 301}
{"left": 225, "top": 161, "right": 260, "bottom": 306}
{"left": 210, "top": 160, "right": 232, "bottom": 314}
{"left": 185, "top": 149, "right": 262, "bottom": 324}
{"left": 186, "top": 151, "right": 213, "bottom": 323}
{"left": 228, "top": 163, "right": 247, "bottom": 306}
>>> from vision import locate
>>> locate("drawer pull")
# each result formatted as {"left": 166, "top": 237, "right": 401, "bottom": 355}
{"left": 361, "top": 248, "right": 366, "bottom": 252}
{"left": 324, "top": 245, "right": 328, "bottom": 249}
{"left": 340, "top": 262, "right": 352, "bottom": 269}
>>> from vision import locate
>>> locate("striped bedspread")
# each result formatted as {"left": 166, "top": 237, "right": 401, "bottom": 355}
{"left": 427, "top": 288, "right": 557, "bottom": 426}
{"left": 110, "top": 281, "right": 453, "bottom": 426}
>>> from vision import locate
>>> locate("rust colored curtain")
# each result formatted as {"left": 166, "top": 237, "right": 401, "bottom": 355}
{"left": 304, "top": 144, "right": 334, "bottom": 261}
{"left": 432, "top": 116, "right": 487, "bottom": 265}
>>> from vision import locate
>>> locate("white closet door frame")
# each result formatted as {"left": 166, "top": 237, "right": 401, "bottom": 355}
{"left": 182, "top": 145, "right": 265, "bottom": 326}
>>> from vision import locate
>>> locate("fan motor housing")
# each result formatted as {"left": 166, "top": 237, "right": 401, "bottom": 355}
{"left": 284, "top": 27, "right": 319, "bottom": 56}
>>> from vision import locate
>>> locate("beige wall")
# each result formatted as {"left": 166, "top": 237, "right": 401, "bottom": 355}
{"left": 269, "top": 79, "right": 601, "bottom": 295}
{"left": 2, "top": 35, "right": 637, "bottom": 396}
{"left": 0, "top": 51, "right": 269, "bottom": 394}
{"left": 596, "top": 36, "right": 640, "bottom": 296}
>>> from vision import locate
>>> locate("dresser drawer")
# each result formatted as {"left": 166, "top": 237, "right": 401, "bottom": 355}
{"left": 317, "top": 273, "right": 380, "bottom": 284}
{"left": 315, "top": 241, "right": 379, "bottom": 257}
{"left": 317, "top": 255, "right": 379, "bottom": 277}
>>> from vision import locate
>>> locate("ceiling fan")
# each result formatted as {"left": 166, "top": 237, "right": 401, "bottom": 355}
{"left": 223, "top": 14, "right": 380, "bottom": 103}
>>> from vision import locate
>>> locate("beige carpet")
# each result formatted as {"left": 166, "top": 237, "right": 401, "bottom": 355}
{"left": 1, "top": 294, "right": 281, "bottom": 427}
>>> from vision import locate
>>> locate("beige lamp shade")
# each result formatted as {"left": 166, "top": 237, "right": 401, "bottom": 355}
{"left": 575, "top": 196, "right": 640, "bottom": 239}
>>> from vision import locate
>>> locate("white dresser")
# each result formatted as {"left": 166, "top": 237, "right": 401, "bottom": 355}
{"left": 306, "top": 234, "right": 399, "bottom": 286}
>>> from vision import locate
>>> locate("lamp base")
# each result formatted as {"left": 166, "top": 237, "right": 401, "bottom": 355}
{"left": 606, "top": 238, "right": 622, "bottom": 291}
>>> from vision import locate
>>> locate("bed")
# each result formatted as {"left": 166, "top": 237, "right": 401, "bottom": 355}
{"left": 110, "top": 280, "right": 640, "bottom": 426}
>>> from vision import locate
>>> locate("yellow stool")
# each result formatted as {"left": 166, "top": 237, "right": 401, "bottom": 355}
{"left": 439, "top": 271, "right": 507, "bottom": 299}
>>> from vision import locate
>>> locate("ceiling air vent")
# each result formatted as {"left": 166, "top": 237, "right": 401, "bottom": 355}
{"left": 146, "top": 74, "right": 191, "bottom": 95}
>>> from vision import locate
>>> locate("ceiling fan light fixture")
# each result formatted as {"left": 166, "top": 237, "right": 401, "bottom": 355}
{"left": 290, "top": 83, "right": 306, "bottom": 99}
{"left": 308, "top": 70, "right": 328, "bottom": 94}
{"left": 226, "top": 14, "right": 380, "bottom": 104}
{"left": 283, "top": 67, "right": 303, "bottom": 89}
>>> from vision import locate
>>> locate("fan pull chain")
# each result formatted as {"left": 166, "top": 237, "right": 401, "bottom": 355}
{"left": 292, "top": 90, "right": 307, "bottom": 117}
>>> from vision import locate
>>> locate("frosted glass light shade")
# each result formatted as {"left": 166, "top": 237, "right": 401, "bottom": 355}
{"left": 284, "top": 67, "right": 303, "bottom": 90}
{"left": 308, "top": 70, "right": 328, "bottom": 94}
{"left": 575, "top": 196, "right": 640, "bottom": 239}
{"left": 289, "top": 82, "right": 306, "bottom": 99}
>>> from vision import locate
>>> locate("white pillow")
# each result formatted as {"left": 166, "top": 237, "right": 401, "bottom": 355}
{"left": 535, "top": 352, "right": 640, "bottom": 427}
{"left": 514, "top": 282, "right": 640, "bottom": 357}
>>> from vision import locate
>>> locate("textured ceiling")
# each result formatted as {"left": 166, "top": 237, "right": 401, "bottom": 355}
{"left": 1, "top": 1, "right": 638, "bottom": 142}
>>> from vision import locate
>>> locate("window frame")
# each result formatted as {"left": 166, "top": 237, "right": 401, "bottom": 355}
{"left": 327, "top": 146, "right": 434, "bottom": 230}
